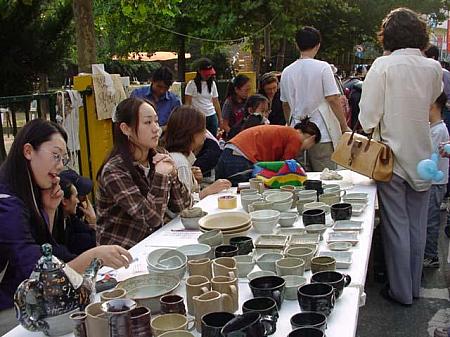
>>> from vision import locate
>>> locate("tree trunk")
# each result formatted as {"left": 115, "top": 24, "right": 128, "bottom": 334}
{"left": 73, "top": 0, "right": 96, "bottom": 73}
{"left": 38, "top": 73, "right": 49, "bottom": 119}
{"left": 263, "top": 27, "right": 271, "bottom": 73}
{"left": 177, "top": 35, "right": 186, "bottom": 82}
{"left": 251, "top": 38, "right": 261, "bottom": 76}
{"left": 276, "top": 38, "right": 287, "bottom": 71}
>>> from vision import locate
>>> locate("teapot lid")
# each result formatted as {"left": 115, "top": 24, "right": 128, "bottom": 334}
{"left": 35, "top": 244, "right": 63, "bottom": 272}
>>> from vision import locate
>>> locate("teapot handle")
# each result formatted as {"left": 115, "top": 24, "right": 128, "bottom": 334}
{"left": 14, "top": 279, "right": 46, "bottom": 332}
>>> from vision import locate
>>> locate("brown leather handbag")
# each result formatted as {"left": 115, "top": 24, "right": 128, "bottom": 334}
{"left": 331, "top": 126, "right": 393, "bottom": 182}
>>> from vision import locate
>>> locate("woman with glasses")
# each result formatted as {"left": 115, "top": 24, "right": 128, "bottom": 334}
{"left": 0, "top": 119, "right": 132, "bottom": 312}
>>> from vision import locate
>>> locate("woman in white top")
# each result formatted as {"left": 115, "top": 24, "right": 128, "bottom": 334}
{"left": 185, "top": 58, "right": 223, "bottom": 137}
{"left": 165, "top": 105, "right": 231, "bottom": 199}
{"left": 359, "top": 8, "right": 442, "bottom": 306}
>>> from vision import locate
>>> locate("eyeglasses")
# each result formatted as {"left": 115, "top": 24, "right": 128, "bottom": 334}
{"left": 41, "top": 149, "right": 70, "bottom": 166}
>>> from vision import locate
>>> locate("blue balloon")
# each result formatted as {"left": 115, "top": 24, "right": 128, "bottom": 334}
{"left": 433, "top": 170, "right": 444, "bottom": 182}
{"left": 431, "top": 153, "right": 439, "bottom": 163}
{"left": 417, "top": 159, "right": 438, "bottom": 180}
{"left": 444, "top": 144, "right": 450, "bottom": 154}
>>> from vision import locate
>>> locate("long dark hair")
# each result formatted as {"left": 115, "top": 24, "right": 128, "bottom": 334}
{"left": 164, "top": 105, "right": 206, "bottom": 156}
{"left": 194, "top": 58, "right": 214, "bottom": 94}
{"left": 97, "top": 97, "right": 156, "bottom": 196}
{"left": 0, "top": 119, "right": 68, "bottom": 243}
{"left": 294, "top": 116, "right": 322, "bottom": 143}
{"left": 243, "top": 94, "right": 268, "bottom": 116}
{"left": 226, "top": 74, "right": 250, "bottom": 103}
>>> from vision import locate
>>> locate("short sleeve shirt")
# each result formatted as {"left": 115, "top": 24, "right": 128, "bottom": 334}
{"left": 185, "top": 80, "right": 218, "bottom": 116}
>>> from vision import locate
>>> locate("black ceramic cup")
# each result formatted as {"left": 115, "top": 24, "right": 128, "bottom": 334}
{"left": 229, "top": 236, "right": 254, "bottom": 255}
{"left": 221, "top": 312, "right": 272, "bottom": 337}
{"left": 215, "top": 244, "right": 239, "bottom": 258}
{"left": 249, "top": 276, "right": 286, "bottom": 309}
{"left": 159, "top": 294, "right": 186, "bottom": 315}
{"left": 288, "top": 327, "right": 325, "bottom": 337}
{"left": 330, "top": 203, "right": 352, "bottom": 221}
{"left": 201, "top": 312, "right": 236, "bottom": 337}
{"left": 290, "top": 311, "right": 327, "bottom": 332}
{"left": 242, "top": 297, "right": 279, "bottom": 335}
{"left": 304, "top": 180, "right": 323, "bottom": 196}
{"left": 311, "top": 271, "right": 351, "bottom": 299}
{"left": 297, "top": 283, "right": 335, "bottom": 316}
{"left": 302, "top": 209, "right": 326, "bottom": 226}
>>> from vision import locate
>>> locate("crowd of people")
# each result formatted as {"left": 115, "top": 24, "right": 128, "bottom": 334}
{"left": 0, "top": 8, "right": 449, "bottom": 327}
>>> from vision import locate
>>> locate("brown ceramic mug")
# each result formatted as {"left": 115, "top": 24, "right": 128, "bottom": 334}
{"left": 160, "top": 294, "right": 187, "bottom": 316}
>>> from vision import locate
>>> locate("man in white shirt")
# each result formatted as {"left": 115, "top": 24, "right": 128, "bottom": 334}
{"left": 280, "top": 26, "right": 348, "bottom": 171}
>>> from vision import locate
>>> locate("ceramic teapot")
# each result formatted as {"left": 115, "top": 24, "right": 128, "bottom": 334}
{"left": 14, "top": 244, "right": 102, "bottom": 336}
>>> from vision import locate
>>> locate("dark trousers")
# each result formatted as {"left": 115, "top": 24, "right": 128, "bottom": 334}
{"left": 215, "top": 148, "right": 253, "bottom": 186}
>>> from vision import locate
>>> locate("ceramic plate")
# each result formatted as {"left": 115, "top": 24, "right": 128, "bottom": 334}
{"left": 288, "top": 233, "right": 320, "bottom": 246}
{"left": 327, "top": 241, "right": 352, "bottom": 251}
{"left": 343, "top": 193, "right": 368, "bottom": 202}
{"left": 198, "top": 212, "right": 251, "bottom": 230}
{"left": 333, "top": 220, "right": 363, "bottom": 231}
{"left": 254, "top": 234, "right": 288, "bottom": 248}
{"left": 327, "top": 231, "right": 359, "bottom": 245}
{"left": 199, "top": 223, "right": 252, "bottom": 234}
{"left": 275, "top": 227, "right": 306, "bottom": 236}
{"left": 318, "top": 251, "right": 352, "bottom": 268}
{"left": 350, "top": 203, "right": 367, "bottom": 216}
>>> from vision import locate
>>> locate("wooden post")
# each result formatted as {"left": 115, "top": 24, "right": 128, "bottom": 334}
{"left": 73, "top": 0, "right": 96, "bottom": 73}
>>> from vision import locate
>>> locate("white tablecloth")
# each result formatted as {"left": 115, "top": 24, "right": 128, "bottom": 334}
{"left": 5, "top": 171, "right": 375, "bottom": 337}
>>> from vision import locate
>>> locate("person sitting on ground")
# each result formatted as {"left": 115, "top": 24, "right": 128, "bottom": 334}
{"left": 215, "top": 118, "right": 321, "bottom": 186}
{"left": 165, "top": 105, "right": 231, "bottom": 199}
{"left": 0, "top": 119, "right": 132, "bottom": 310}
{"left": 222, "top": 74, "right": 251, "bottom": 139}
{"left": 184, "top": 58, "right": 223, "bottom": 136}
{"left": 227, "top": 94, "right": 270, "bottom": 139}
{"left": 258, "top": 72, "right": 286, "bottom": 125}
{"left": 96, "top": 97, "right": 192, "bottom": 249}
{"left": 423, "top": 92, "right": 449, "bottom": 268}
{"left": 53, "top": 177, "right": 96, "bottom": 256}
{"left": 192, "top": 130, "right": 222, "bottom": 179}
{"left": 131, "top": 66, "right": 181, "bottom": 129}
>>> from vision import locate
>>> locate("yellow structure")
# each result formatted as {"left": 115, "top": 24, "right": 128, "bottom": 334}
{"left": 73, "top": 75, "right": 113, "bottom": 187}
{"left": 238, "top": 71, "right": 257, "bottom": 95}
{"left": 185, "top": 72, "right": 196, "bottom": 82}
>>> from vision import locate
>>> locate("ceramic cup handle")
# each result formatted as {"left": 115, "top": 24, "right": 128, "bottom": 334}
{"left": 201, "top": 286, "right": 210, "bottom": 294}
{"left": 272, "top": 290, "right": 281, "bottom": 306}
{"left": 344, "top": 274, "right": 352, "bottom": 287}
{"left": 220, "top": 293, "right": 234, "bottom": 313}
{"left": 331, "top": 292, "right": 336, "bottom": 308}
{"left": 228, "top": 271, "right": 236, "bottom": 279}
{"left": 340, "top": 190, "right": 347, "bottom": 197}
{"left": 260, "top": 314, "right": 276, "bottom": 335}
{"left": 186, "top": 317, "right": 196, "bottom": 331}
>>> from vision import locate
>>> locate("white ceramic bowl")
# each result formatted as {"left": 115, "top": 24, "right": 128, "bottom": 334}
{"left": 233, "top": 255, "right": 256, "bottom": 278}
{"left": 271, "top": 199, "right": 293, "bottom": 212}
{"left": 180, "top": 211, "right": 208, "bottom": 230}
{"left": 282, "top": 275, "right": 307, "bottom": 300}
{"left": 278, "top": 212, "right": 298, "bottom": 227}
{"left": 197, "top": 229, "right": 224, "bottom": 247}
{"left": 305, "top": 224, "right": 327, "bottom": 240}
{"left": 146, "top": 248, "right": 187, "bottom": 279}
{"left": 176, "top": 244, "right": 211, "bottom": 261}
{"left": 116, "top": 274, "right": 180, "bottom": 313}
{"left": 256, "top": 253, "right": 284, "bottom": 272}
{"left": 250, "top": 210, "right": 280, "bottom": 222}
{"left": 252, "top": 219, "right": 278, "bottom": 234}
{"left": 241, "top": 195, "right": 263, "bottom": 212}
{"left": 265, "top": 192, "right": 293, "bottom": 204}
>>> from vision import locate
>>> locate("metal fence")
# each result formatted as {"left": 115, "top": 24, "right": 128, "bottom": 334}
{"left": 0, "top": 93, "right": 57, "bottom": 162}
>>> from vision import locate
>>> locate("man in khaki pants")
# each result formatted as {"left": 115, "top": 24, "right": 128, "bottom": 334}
{"left": 280, "top": 26, "right": 348, "bottom": 171}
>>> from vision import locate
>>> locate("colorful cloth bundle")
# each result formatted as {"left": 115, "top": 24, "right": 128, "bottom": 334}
{"left": 252, "top": 160, "right": 308, "bottom": 188}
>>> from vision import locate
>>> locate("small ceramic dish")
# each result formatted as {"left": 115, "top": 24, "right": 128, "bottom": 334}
{"left": 288, "top": 233, "right": 320, "bottom": 246}
{"left": 271, "top": 199, "right": 294, "bottom": 212}
{"left": 318, "top": 251, "right": 353, "bottom": 269}
{"left": 333, "top": 220, "right": 363, "bottom": 232}
{"left": 327, "top": 231, "right": 359, "bottom": 246}
{"left": 233, "top": 255, "right": 256, "bottom": 278}
{"left": 254, "top": 235, "right": 288, "bottom": 248}
{"left": 252, "top": 248, "right": 284, "bottom": 259}
{"left": 256, "top": 253, "right": 284, "bottom": 272}
{"left": 305, "top": 224, "right": 327, "bottom": 240}
{"left": 343, "top": 193, "right": 368, "bottom": 203}
{"left": 349, "top": 203, "right": 367, "bottom": 216}
{"left": 275, "top": 227, "right": 306, "bottom": 236}
{"left": 327, "top": 241, "right": 352, "bottom": 251}
{"left": 278, "top": 212, "right": 298, "bottom": 227}
{"left": 175, "top": 244, "right": 211, "bottom": 261}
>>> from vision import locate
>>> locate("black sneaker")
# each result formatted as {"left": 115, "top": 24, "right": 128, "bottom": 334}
{"left": 423, "top": 256, "right": 440, "bottom": 268}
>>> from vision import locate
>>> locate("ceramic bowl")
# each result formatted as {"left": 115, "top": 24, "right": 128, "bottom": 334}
{"left": 256, "top": 253, "right": 284, "bottom": 272}
{"left": 146, "top": 248, "right": 187, "bottom": 280}
{"left": 278, "top": 212, "right": 298, "bottom": 227}
{"left": 116, "top": 274, "right": 180, "bottom": 314}
{"left": 248, "top": 200, "right": 274, "bottom": 212}
{"left": 180, "top": 211, "right": 208, "bottom": 230}
{"left": 282, "top": 275, "right": 307, "bottom": 300}
{"left": 265, "top": 192, "right": 293, "bottom": 204}
{"left": 241, "top": 194, "right": 263, "bottom": 212}
{"left": 247, "top": 270, "right": 276, "bottom": 281}
{"left": 252, "top": 219, "right": 278, "bottom": 234}
{"left": 250, "top": 209, "right": 281, "bottom": 222}
{"left": 285, "top": 247, "right": 315, "bottom": 270}
{"left": 303, "top": 202, "right": 330, "bottom": 215}
{"left": 233, "top": 255, "right": 256, "bottom": 278}
{"left": 271, "top": 199, "right": 293, "bottom": 212}
{"left": 176, "top": 244, "right": 211, "bottom": 261}
{"left": 305, "top": 224, "right": 327, "bottom": 240}
{"left": 197, "top": 229, "right": 224, "bottom": 247}
{"left": 262, "top": 190, "right": 279, "bottom": 198}
{"left": 240, "top": 188, "right": 259, "bottom": 196}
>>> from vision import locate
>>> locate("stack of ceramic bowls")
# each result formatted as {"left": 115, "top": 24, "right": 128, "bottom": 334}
{"left": 249, "top": 210, "right": 281, "bottom": 234}
{"left": 198, "top": 212, "right": 252, "bottom": 243}
{"left": 180, "top": 207, "right": 208, "bottom": 230}
{"left": 265, "top": 192, "right": 293, "bottom": 212}
{"left": 146, "top": 248, "right": 188, "bottom": 280}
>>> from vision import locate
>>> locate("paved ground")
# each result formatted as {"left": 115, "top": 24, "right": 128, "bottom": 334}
{"left": 357, "top": 211, "right": 450, "bottom": 337}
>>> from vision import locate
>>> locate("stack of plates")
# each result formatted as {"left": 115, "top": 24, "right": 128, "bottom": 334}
{"left": 198, "top": 212, "right": 252, "bottom": 242}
